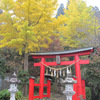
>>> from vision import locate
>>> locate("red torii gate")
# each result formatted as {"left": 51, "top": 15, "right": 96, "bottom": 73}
{"left": 29, "top": 47, "right": 93, "bottom": 100}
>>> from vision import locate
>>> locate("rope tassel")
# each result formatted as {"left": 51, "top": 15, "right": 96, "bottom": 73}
{"left": 63, "top": 70, "right": 65, "bottom": 76}
{"left": 40, "top": 59, "right": 80, "bottom": 77}
{"left": 54, "top": 70, "right": 56, "bottom": 76}
{"left": 70, "top": 67, "right": 72, "bottom": 73}
{"left": 60, "top": 70, "right": 62, "bottom": 76}
{"left": 57, "top": 70, "right": 59, "bottom": 78}
{"left": 49, "top": 68, "right": 51, "bottom": 72}
{"left": 46, "top": 68, "right": 48, "bottom": 74}
{"left": 41, "top": 59, "right": 80, "bottom": 71}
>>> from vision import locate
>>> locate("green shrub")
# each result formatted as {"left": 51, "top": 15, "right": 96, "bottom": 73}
{"left": 17, "top": 70, "right": 30, "bottom": 95}
{"left": 0, "top": 89, "right": 22, "bottom": 100}
{"left": 86, "top": 87, "right": 92, "bottom": 100}
{"left": 15, "top": 91, "right": 23, "bottom": 100}
{"left": 0, "top": 89, "right": 10, "bottom": 100}
{"left": 0, "top": 57, "right": 7, "bottom": 78}
{"left": 17, "top": 70, "right": 29, "bottom": 86}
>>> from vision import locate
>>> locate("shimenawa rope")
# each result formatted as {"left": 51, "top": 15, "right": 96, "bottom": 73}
{"left": 40, "top": 59, "right": 80, "bottom": 71}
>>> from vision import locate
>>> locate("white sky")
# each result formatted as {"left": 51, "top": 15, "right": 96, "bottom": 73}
{"left": 58, "top": 0, "right": 100, "bottom": 10}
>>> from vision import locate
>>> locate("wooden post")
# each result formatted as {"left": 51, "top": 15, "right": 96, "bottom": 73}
{"left": 75, "top": 55, "right": 83, "bottom": 100}
{"left": 39, "top": 57, "right": 45, "bottom": 99}
{"left": 82, "top": 80, "right": 86, "bottom": 99}
{"left": 47, "top": 79, "right": 51, "bottom": 98}
{"left": 29, "top": 77, "right": 35, "bottom": 100}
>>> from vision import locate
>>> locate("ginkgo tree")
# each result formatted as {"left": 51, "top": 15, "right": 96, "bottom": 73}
{"left": 0, "top": 0, "right": 64, "bottom": 71}
{"left": 60, "top": 0, "right": 96, "bottom": 47}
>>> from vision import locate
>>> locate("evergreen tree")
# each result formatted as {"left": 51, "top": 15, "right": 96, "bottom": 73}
{"left": 56, "top": 3, "right": 65, "bottom": 18}
{"left": 0, "top": 9, "right": 2, "bottom": 14}
{"left": 93, "top": 6, "right": 100, "bottom": 22}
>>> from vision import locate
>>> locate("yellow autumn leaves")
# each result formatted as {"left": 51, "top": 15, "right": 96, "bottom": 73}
{"left": 0, "top": 0, "right": 97, "bottom": 54}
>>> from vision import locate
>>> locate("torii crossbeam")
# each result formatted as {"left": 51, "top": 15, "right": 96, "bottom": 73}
{"left": 29, "top": 47, "right": 93, "bottom": 100}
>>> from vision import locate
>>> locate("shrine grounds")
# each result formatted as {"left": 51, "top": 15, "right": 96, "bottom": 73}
{"left": 18, "top": 93, "right": 66, "bottom": 100}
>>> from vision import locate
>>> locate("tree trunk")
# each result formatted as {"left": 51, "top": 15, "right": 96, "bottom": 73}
{"left": 23, "top": 84, "right": 28, "bottom": 96}
{"left": 23, "top": 53, "right": 28, "bottom": 96}
{"left": 24, "top": 53, "right": 28, "bottom": 71}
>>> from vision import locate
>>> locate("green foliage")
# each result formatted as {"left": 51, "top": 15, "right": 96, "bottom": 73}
{"left": 17, "top": 70, "right": 30, "bottom": 86}
{"left": 84, "top": 62, "right": 100, "bottom": 88}
{"left": 0, "top": 89, "right": 10, "bottom": 100}
{"left": 86, "top": 87, "right": 92, "bottom": 100}
{"left": 0, "top": 89, "right": 22, "bottom": 100}
{"left": 0, "top": 57, "right": 7, "bottom": 78}
{"left": 15, "top": 91, "right": 23, "bottom": 100}
{"left": 0, "top": 48, "right": 24, "bottom": 73}
{"left": 85, "top": 62, "right": 100, "bottom": 100}
{"left": 81, "top": 48, "right": 100, "bottom": 100}
{"left": 17, "top": 70, "right": 30, "bottom": 95}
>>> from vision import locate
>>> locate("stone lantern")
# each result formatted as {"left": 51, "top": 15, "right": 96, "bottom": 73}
{"left": 63, "top": 68, "right": 77, "bottom": 100}
{"left": 7, "top": 72, "right": 20, "bottom": 100}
